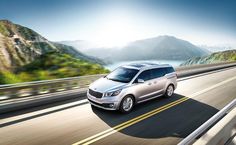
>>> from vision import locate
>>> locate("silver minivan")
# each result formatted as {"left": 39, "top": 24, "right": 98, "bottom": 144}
{"left": 87, "top": 63, "right": 177, "bottom": 113}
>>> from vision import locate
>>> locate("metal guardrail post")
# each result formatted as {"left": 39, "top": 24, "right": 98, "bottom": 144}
{"left": 7, "top": 90, "right": 19, "bottom": 98}
{"left": 178, "top": 98, "right": 236, "bottom": 145}
{"left": 31, "top": 86, "right": 39, "bottom": 96}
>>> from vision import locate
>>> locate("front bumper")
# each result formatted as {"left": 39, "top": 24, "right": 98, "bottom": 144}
{"left": 87, "top": 92, "right": 120, "bottom": 110}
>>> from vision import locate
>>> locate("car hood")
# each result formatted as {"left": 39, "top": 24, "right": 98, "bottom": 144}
{"left": 89, "top": 77, "right": 128, "bottom": 92}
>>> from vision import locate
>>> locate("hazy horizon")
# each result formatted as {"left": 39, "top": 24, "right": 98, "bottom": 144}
{"left": 59, "top": 35, "right": 236, "bottom": 50}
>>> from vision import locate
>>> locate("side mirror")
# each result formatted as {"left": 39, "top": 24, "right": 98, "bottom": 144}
{"left": 137, "top": 79, "right": 145, "bottom": 83}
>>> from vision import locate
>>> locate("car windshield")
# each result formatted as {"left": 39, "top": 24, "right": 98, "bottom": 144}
{"left": 106, "top": 67, "right": 139, "bottom": 83}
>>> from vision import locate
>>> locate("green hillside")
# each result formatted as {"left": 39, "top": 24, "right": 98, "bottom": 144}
{"left": 0, "top": 52, "right": 109, "bottom": 84}
{"left": 0, "top": 20, "right": 108, "bottom": 84}
{"left": 181, "top": 50, "right": 236, "bottom": 66}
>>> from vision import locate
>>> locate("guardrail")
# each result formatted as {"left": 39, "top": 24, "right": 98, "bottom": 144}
{"left": 178, "top": 98, "right": 236, "bottom": 145}
{"left": 1, "top": 61, "right": 236, "bottom": 102}
{"left": 0, "top": 74, "right": 105, "bottom": 101}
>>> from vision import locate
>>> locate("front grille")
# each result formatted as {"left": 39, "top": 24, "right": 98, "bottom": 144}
{"left": 89, "top": 89, "right": 103, "bottom": 98}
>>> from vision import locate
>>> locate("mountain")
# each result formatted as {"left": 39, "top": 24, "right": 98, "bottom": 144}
{"left": 180, "top": 49, "right": 236, "bottom": 66}
{"left": 0, "top": 20, "right": 108, "bottom": 84}
{"left": 112, "top": 36, "right": 210, "bottom": 61}
{"left": 0, "top": 20, "right": 104, "bottom": 71}
{"left": 61, "top": 36, "right": 210, "bottom": 62}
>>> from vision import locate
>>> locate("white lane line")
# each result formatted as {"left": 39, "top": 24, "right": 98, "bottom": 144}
{"left": 190, "top": 75, "right": 236, "bottom": 98}
{"left": 0, "top": 99, "right": 88, "bottom": 125}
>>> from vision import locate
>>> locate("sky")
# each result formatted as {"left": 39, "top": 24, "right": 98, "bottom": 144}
{"left": 0, "top": 0, "right": 235, "bottom": 47}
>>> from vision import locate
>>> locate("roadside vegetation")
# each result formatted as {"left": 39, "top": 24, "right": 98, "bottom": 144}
{"left": 181, "top": 50, "right": 236, "bottom": 66}
{"left": 0, "top": 52, "right": 109, "bottom": 84}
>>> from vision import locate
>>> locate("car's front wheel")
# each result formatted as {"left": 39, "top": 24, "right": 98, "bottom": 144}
{"left": 119, "top": 95, "right": 134, "bottom": 113}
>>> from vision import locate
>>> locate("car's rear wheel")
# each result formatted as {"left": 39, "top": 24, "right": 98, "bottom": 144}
{"left": 119, "top": 95, "right": 134, "bottom": 113}
{"left": 165, "top": 85, "right": 174, "bottom": 97}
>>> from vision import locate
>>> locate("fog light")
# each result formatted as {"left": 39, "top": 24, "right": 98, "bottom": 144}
{"left": 109, "top": 104, "right": 114, "bottom": 108}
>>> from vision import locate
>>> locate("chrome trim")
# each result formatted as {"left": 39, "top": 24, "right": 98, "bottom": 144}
{"left": 138, "top": 94, "right": 163, "bottom": 103}
{"left": 88, "top": 99, "right": 117, "bottom": 110}
{"left": 139, "top": 89, "right": 163, "bottom": 99}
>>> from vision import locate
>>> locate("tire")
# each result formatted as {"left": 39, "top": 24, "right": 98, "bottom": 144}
{"left": 90, "top": 104, "right": 96, "bottom": 109}
{"left": 164, "top": 85, "right": 174, "bottom": 97}
{"left": 119, "top": 95, "right": 134, "bottom": 113}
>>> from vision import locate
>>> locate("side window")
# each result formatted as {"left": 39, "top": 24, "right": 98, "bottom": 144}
{"left": 166, "top": 67, "right": 175, "bottom": 74}
{"left": 136, "top": 70, "right": 152, "bottom": 81}
{"left": 152, "top": 68, "right": 166, "bottom": 78}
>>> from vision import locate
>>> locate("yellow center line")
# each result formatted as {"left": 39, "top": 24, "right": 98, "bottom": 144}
{"left": 84, "top": 97, "right": 189, "bottom": 145}
{"left": 72, "top": 97, "right": 189, "bottom": 145}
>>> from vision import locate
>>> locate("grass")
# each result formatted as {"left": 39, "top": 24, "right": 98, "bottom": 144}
{"left": 0, "top": 22, "right": 10, "bottom": 36}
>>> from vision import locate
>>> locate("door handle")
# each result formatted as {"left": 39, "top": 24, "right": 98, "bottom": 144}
{"left": 153, "top": 81, "right": 157, "bottom": 84}
{"left": 148, "top": 83, "right": 152, "bottom": 85}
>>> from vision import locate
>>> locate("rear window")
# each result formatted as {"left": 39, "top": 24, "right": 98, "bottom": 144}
{"left": 165, "top": 67, "right": 175, "bottom": 74}
{"left": 135, "top": 66, "right": 175, "bottom": 82}
{"left": 151, "top": 68, "right": 166, "bottom": 78}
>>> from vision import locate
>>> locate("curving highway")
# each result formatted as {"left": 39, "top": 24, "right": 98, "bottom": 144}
{"left": 1, "top": 67, "right": 236, "bottom": 145}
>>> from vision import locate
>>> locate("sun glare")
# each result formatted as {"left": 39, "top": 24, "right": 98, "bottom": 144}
{"left": 93, "top": 15, "right": 138, "bottom": 47}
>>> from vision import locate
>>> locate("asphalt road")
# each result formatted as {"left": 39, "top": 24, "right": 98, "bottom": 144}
{"left": 1, "top": 67, "right": 236, "bottom": 145}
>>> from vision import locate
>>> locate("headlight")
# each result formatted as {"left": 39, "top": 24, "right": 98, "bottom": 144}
{"left": 105, "top": 89, "right": 122, "bottom": 97}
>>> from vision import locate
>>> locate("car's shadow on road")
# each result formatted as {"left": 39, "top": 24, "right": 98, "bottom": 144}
{"left": 92, "top": 93, "right": 218, "bottom": 139}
